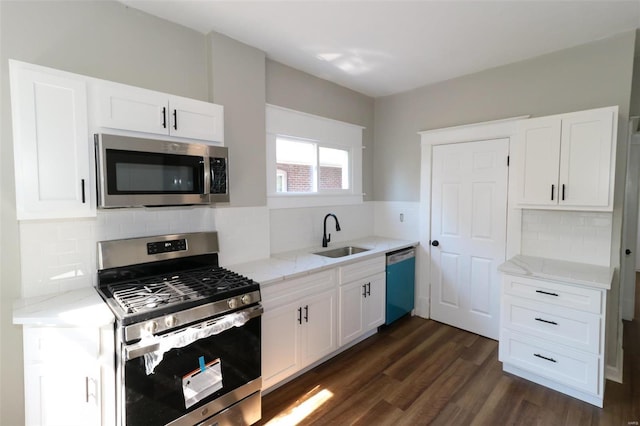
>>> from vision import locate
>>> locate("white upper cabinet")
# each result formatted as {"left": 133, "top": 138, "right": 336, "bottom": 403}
{"left": 97, "top": 82, "right": 224, "bottom": 144}
{"left": 9, "top": 60, "right": 95, "bottom": 220}
{"left": 514, "top": 106, "right": 617, "bottom": 211}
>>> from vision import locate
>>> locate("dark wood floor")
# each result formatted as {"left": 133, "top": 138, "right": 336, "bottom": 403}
{"left": 258, "top": 280, "right": 640, "bottom": 425}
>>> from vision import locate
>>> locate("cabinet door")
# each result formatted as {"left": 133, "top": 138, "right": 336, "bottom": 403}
{"left": 559, "top": 108, "right": 615, "bottom": 208}
{"left": 261, "top": 301, "right": 300, "bottom": 389}
{"left": 169, "top": 96, "right": 224, "bottom": 143}
{"left": 25, "top": 364, "right": 100, "bottom": 426}
{"left": 363, "top": 273, "right": 386, "bottom": 330}
{"left": 515, "top": 116, "right": 561, "bottom": 206}
{"left": 300, "top": 290, "right": 337, "bottom": 367}
{"left": 10, "top": 64, "right": 94, "bottom": 219}
{"left": 338, "top": 280, "right": 365, "bottom": 346}
{"left": 98, "top": 83, "right": 169, "bottom": 135}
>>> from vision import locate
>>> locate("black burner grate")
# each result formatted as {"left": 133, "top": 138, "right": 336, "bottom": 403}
{"left": 108, "top": 267, "right": 255, "bottom": 314}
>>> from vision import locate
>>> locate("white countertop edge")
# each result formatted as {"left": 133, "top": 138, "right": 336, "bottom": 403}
{"left": 227, "top": 237, "right": 419, "bottom": 286}
{"left": 13, "top": 286, "right": 114, "bottom": 327}
{"left": 498, "top": 254, "right": 614, "bottom": 290}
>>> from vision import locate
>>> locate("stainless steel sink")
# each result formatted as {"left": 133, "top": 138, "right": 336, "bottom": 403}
{"left": 313, "top": 246, "right": 370, "bottom": 258}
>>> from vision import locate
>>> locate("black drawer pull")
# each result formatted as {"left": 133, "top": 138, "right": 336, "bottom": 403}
{"left": 534, "top": 353, "right": 557, "bottom": 363}
{"left": 535, "top": 317, "right": 558, "bottom": 325}
{"left": 551, "top": 184, "right": 555, "bottom": 201}
{"left": 536, "top": 290, "right": 559, "bottom": 297}
{"left": 162, "top": 107, "right": 167, "bottom": 128}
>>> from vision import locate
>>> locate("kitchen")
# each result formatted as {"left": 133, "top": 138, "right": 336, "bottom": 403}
{"left": 1, "top": 1, "right": 640, "bottom": 425}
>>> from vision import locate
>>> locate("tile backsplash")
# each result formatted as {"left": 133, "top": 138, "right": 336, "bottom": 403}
{"left": 18, "top": 206, "right": 269, "bottom": 298}
{"left": 520, "top": 210, "right": 612, "bottom": 266}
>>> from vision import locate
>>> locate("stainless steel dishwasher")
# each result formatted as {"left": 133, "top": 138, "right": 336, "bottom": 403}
{"left": 385, "top": 247, "right": 415, "bottom": 325}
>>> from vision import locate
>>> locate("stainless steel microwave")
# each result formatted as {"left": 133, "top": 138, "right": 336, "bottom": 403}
{"left": 95, "top": 133, "right": 229, "bottom": 208}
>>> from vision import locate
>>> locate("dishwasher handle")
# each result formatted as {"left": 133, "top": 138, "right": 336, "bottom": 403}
{"left": 386, "top": 248, "right": 415, "bottom": 265}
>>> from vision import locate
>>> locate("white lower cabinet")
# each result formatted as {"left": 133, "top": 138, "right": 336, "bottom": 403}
{"left": 338, "top": 273, "right": 385, "bottom": 346}
{"left": 21, "top": 325, "right": 114, "bottom": 426}
{"left": 337, "top": 256, "right": 386, "bottom": 346}
{"left": 499, "top": 273, "right": 607, "bottom": 407}
{"left": 262, "top": 255, "right": 387, "bottom": 391}
{"left": 261, "top": 270, "right": 337, "bottom": 390}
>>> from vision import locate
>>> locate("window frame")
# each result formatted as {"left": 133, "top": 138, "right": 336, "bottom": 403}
{"left": 266, "top": 104, "right": 364, "bottom": 209}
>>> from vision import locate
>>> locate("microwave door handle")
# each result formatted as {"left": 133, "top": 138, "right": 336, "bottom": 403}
{"left": 203, "top": 157, "right": 211, "bottom": 196}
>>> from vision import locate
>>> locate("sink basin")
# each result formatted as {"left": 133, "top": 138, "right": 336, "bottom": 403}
{"left": 313, "top": 246, "right": 370, "bottom": 258}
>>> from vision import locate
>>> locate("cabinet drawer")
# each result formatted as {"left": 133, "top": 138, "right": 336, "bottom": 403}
{"left": 339, "top": 256, "right": 385, "bottom": 284}
{"left": 23, "top": 327, "right": 100, "bottom": 364}
{"left": 262, "top": 269, "right": 336, "bottom": 307}
{"left": 502, "top": 275, "right": 602, "bottom": 314}
{"left": 499, "top": 330, "right": 600, "bottom": 395}
{"left": 502, "top": 296, "right": 601, "bottom": 354}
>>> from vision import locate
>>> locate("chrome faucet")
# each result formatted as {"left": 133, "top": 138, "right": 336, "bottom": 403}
{"left": 322, "top": 213, "right": 341, "bottom": 247}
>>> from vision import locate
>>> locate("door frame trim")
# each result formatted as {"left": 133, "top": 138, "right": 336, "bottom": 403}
{"left": 416, "top": 116, "right": 528, "bottom": 318}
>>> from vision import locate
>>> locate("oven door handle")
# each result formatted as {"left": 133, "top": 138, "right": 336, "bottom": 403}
{"left": 124, "top": 305, "right": 263, "bottom": 361}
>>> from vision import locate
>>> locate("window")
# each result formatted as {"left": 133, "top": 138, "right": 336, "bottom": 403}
{"left": 266, "top": 105, "right": 363, "bottom": 208}
{"left": 275, "top": 138, "right": 351, "bottom": 194}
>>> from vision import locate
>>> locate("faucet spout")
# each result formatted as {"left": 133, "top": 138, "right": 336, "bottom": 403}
{"left": 322, "top": 213, "right": 341, "bottom": 247}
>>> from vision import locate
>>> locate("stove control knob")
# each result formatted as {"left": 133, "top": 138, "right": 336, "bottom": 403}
{"left": 241, "top": 294, "right": 251, "bottom": 305}
{"left": 145, "top": 321, "right": 158, "bottom": 335}
{"left": 228, "top": 298, "right": 238, "bottom": 309}
{"left": 165, "top": 315, "right": 177, "bottom": 328}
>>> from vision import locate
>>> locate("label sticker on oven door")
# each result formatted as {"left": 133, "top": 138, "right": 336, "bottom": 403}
{"left": 182, "top": 358, "right": 223, "bottom": 409}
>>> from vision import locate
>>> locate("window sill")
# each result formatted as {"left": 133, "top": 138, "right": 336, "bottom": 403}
{"left": 267, "top": 194, "right": 363, "bottom": 209}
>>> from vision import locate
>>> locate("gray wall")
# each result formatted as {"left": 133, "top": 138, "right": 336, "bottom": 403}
{"left": 208, "top": 33, "right": 267, "bottom": 207}
{"left": 266, "top": 60, "right": 375, "bottom": 201}
{"left": 0, "top": 2, "right": 210, "bottom": 425}
{"left": 374, "top": 31, "right": 636, "bottom": 202}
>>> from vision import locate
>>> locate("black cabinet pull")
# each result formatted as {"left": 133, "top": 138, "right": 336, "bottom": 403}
{"left": 367, "top": 282, "right": 371, "bottom": 296}
{"left": 551, "top": 184, "right": 555, "bottom": 201}
{"left": 304, "top": 305, "right": 309, "bottom": 323}
{"left": 534, "top": 353, "right": 557, "bottom": 363}
{"left": 562, "top": 184, "right": 565, "bottom": 201}
{"left": 173, "top": 109, "right": 177, "bottom": 130}
{"left": 362, "top": 284, "right": 367, "bottom": 298}
{"left": 162, "top": 107, "right": 167, "bottom": 128}
{"left": 536, "top": 290, "right": 559, "bottom": 297}
{"left": 297, "top": 307, "right": 302, "bottom": 324}
{"left": 535, "top": 317, "right": 558, "bottom": 325}
{"left": 81, "top": 179, "right": 86, "bottom": 204}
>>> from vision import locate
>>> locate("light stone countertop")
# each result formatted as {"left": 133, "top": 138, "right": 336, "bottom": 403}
{"left": 228, "top": 236, "right": 419, "bottom": 286}
{"left": 498, "top": 254, "right": 614, "bottom": 290}
{"left": 13, "top": 286, "right": 114, "bottom": 327}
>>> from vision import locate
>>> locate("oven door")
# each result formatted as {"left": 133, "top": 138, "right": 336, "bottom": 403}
{"left": 95, "top": 133, "right": 211, "bottom": 208}
{"left": 120, "top": 306, "right": 262, "bottom": 426}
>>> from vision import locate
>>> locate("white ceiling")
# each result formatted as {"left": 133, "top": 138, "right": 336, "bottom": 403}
{"left": 120, "top": 1, "right": 640, "bottom": 98}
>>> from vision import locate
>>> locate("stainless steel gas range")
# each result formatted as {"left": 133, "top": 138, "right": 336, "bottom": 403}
{"left": 96, "top": 232, "right": 262, "bottom": 426}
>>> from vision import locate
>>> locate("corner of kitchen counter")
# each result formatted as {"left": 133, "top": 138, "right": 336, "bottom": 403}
{"left": 13, "top": 286, "right": 114, "bottom": 327}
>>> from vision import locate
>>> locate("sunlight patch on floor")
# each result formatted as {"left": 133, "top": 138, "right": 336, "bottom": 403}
{"left": 265, "top": 386, "right": 334, "bottom": 425}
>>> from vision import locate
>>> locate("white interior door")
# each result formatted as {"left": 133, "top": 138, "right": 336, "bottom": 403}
{"left": 430, "top": 138, "right": 509, "bottom": 340}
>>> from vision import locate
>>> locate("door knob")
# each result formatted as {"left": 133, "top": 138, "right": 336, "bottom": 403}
{"left": 626, "top": 249, "right": 632, "bottom": 255}
{"left": 431, "top": 240, "right": 439, "bottom": 247}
